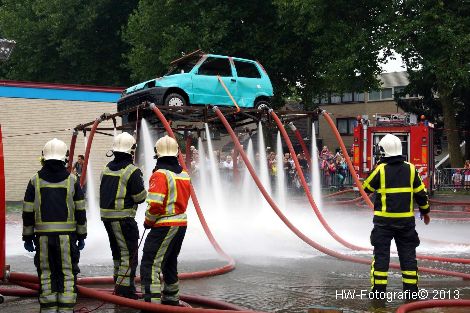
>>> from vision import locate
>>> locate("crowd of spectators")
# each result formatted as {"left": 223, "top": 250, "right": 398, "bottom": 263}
{"left": 183, "top": 144, "right": 351, "bottom": 191}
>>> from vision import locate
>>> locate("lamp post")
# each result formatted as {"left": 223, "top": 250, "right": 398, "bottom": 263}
{"left": 0, "top": 38, "right": 16, "bottom": 61}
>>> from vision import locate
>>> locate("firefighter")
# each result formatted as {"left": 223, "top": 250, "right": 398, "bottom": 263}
{"left": 363, "top": 134, "right": 430, "bottom": 298}
{"left": 22, "top": 138, "right": 87, "bottom": 313}
{"left": 140, "top": 135, "right": 190, "bottom": 307}
{"left": 99, "top": 132, "right": 147, "bottom": 299}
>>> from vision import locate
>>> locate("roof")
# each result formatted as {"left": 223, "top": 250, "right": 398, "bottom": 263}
{"left": 0, "top": 80, "right": 124, "bottom": 102}
{"left": 379, "top": 71, "right": 409, "bottom": 88}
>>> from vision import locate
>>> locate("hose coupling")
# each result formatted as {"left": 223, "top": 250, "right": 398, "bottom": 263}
{"left": 288, "top": 122, "right": 297, "bottom": 131}
{"left": 212, "top": 105, "right": 219, "bottom": 112}
{"left": 148, "top": 102, "right": 156, "bottom": 110}
{"left": 72, "top": 129, "right": 79, "bottom": 136}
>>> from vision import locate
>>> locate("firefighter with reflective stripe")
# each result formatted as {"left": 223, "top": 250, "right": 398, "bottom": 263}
{"left": 99, "top": 132, "right": 147, "bottom": 299}
{"left": 22, "top": 138, "right": 87, "bottom": 313}
{"left": 362, "top": 134, "right": 430, "bottom": 298}
{"left": 140, "top": 135, "right": 190, "bottom": 308}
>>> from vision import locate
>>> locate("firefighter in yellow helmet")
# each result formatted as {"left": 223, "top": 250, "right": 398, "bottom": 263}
{"left": 22, "top": 138, "right": 87, "bottom": 313}
{"left": 99, "top": 132, "right": 147, "bottom": 299}
{"left": 140, "top": 135, "right": 191, "bottom": 307}
{"left": 363, "top": 134, "right": 430, "bottom": 299}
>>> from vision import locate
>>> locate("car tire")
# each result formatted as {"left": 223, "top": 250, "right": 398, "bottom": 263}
{"left": 254, "top": 99, "right": 270, "bottom": 110}
{"left": 165, "top": 93, "right": 187, "bottom": 107}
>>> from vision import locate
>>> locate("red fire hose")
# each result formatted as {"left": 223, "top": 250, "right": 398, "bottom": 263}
{"left": 320, "top": 111, "right": 470, "bottom": 263}
{"left": 67, "top": 129, "right": 78, "bottom": 173}
{"left": 213, "top": 107, "right": 470, "bottom": 279}
{"left": 396, "top": 299, "right": 470, "bottom": 313}
{"left": 289, "top": 123, "right": 311, "bottom": 165}
{"left": 80, "top": 118, "right": 101, "bottom": 188}
{"left": 150, "top": 103, "right": 235, "bottom": 268}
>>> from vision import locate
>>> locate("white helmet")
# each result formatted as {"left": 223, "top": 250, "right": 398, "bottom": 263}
{"left": 43, "top": 138, "right": 68, "bottom": 161}
{"left": 113, "top": 132, "right": 136, "bottom": 154}
{"left": 378, "top": 134, "right": 402, "bottom": 157}
{"left": 155, "top": 135, "right": 179, "bottom": 157}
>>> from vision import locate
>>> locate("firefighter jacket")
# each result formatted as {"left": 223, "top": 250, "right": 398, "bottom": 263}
{"left": 100, "top": 152, "right": 147, "bottom": 220}
{"left": 362, "top": 155, "right": 429, "bottom": 226}
{"left": 22, "top": 160, "right": 87, "bottom": 240}
{"left": 144, "top": 156, "right": 191, "bottom": 228}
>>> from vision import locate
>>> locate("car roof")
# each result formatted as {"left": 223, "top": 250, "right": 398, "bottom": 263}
{"left": 206, "top": 54, "right": 258, "bottom": 64}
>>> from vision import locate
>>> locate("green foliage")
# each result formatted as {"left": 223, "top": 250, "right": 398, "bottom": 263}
{"left": 0, "top": 0, "right": 138, "bottom": 85}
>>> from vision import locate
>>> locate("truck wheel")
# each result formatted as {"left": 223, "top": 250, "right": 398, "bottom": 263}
{"left": 165, "top": 93, "right": 187, "bottom": 107}
{"left": 255, "top": 99, "right": 270, "bottom": 110}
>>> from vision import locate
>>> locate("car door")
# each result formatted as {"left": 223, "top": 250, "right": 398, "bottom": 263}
{"left": 191, "top": 56, "right": 238, "bottom": 106}
{"left": 233, "top": 59, "right": 264, "bottom": 107}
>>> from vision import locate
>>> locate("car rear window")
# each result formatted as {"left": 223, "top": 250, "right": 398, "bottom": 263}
{"left": 198, "top": 57, "right": 232, "bottom": 76}
{"left": 234, "top": 60, "right": 261, "bottom": 78}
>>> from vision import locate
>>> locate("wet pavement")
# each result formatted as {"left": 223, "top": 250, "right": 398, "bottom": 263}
{"left": 2, "top": 193, "right": 470, "bottom": 313}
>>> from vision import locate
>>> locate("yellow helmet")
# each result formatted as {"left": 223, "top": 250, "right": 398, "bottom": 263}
{"left": 43, "top": 138, "right": 68, "bottom": 161}
{"left": 155, "top": 135, "right": 179, "bottom": 157}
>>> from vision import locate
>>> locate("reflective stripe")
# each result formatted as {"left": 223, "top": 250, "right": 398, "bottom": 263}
{"left": 154, "top": 214, "right": 187, "bottom": 226}
{"left": 167, "top": 171, "right": 177, "bottom": 215}
{"left": 66, "top": 176, "right": 75, "bottom": 222}
{"left": 35, "top": 222, "right": 76, "bottom": 232}
{"left": 76, "top": 223, "right": 87, "bottom": 235}
{"left": 112, "top": 221, "right": 131, "bottom": 287}
{"left": 413, "top": 184, "right": 425, "bottom": 193}
{"left": 145, "top": 211, "right": 159, "bottom": 223}
{"left": 402, "top": 278, "right": 418, "bottom": 284}
{"left": 362, "top": 164, "right": 384, "bottom": 192}
{"left": 32, "top": 174, "right": 41, "bottom": 222}
{"left": 377, "top": 187, "right": 412, "bottom": 193}
{"left": 419, "top": 203, "right": 430, "bottom": 210}
{"left": 23, "top": 201, "right": 34, "bottom": 212}
{"left": 101, "top": 208, "right": 136, "bottom": 219}
{"left": 23, "top": 226, "right": 34, "bottom": 236}
{"left": 374, "top": 211, "right": 414, "bottom": 218}
{"left": 150, "top": 227, "right": 178, "bottom": 294}
{"left": 74, "top": 200, "right": 86, "bottom": 211}
{"left": 131, "top": 189, "right": 147, "bottom": 202}
{"left": 402, "top": 270, "right": 417, "bottom": 276}
{"left": 39, "top": 236, "right": 54, "bottom": 303}
{"left": 59, "top": 235, "right": 76, "bottom": 305}
{"left": 146, "top": 192, "right": 165, "bottom": 204}
{"left": 379, "top": 166, "right": 386, "bottom": 213}
{"left": 42, "top": 307, "right": 59, "bottom": 313}
{"left": 375, "top": 280, "right": 388, "bottom": 284}
{"left": 162, "top": 281, "right": 180, "bottom": 302}
{"left": 374, "top": 271, "right": 388, "bottom": 277}
{"left": 409, "top": 164, "right": 415, "bottom": 212}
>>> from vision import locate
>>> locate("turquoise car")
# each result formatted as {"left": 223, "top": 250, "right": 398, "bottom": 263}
{"left": 120, "top": 51, "right": 273, "bottom": 109}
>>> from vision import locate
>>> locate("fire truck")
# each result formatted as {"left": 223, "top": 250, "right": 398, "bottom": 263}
{"left": 353, "top": 113, "right": 435, "bottom": 191}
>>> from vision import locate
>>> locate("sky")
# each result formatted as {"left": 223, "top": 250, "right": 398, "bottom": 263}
{"left": 379, "top": 49, "right": 407, "bottom": 73}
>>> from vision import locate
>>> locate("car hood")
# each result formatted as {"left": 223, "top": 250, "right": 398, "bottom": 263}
{"left": 124, "top": 74, "right": 190, "bottom": 95}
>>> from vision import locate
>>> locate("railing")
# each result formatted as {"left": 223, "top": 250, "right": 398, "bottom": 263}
{"left": 435, "top": 168, "right": 470, "bottom": 191}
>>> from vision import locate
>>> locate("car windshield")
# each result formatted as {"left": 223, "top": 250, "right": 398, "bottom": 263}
{"left": 166, "top": 55, "right": 200, "bottom": 75}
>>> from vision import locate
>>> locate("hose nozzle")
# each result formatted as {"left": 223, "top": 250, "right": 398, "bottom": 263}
{"left": 148, "top": 102, "right": 156, "bottom": 110}
{"left": 288, "top": 122, "right": 297, "bottom": 131}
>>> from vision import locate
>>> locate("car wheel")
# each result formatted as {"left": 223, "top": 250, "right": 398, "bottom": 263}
{"left": 165, "top": 93, "right": 187, "bottom": 107}
{"left": 254, "top": 99, "right": 270, "bottom": 110}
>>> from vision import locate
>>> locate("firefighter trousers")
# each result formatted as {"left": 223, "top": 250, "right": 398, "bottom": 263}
{"left": 34, "top": 234, "right": 80, "bottom": 313}
{"left": 140, "top": 226, "right": 186, "bottom": 305}
{"left": 370, "top": 224, "right": 420, "bottom": 293}
{"left": 103, "top": 218, "right": 139, "bottom": 298}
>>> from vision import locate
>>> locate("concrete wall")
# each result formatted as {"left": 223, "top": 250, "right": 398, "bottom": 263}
{"left": 0, "top": 97, "right": 117, "bottom": 201}
{"left": 318, "top": 100, "right": 403, "bottom": 152}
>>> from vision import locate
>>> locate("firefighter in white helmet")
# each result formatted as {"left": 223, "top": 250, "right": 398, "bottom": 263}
{"left": 22, "top": 138, "right": 87, "bottom": 313}
{"left": 99, "top": 132, "right": 147, "bottom": 299}
{"left": 362, "top": 133, "right": 430, "bottom": 299}
{"left": 140, "top": 135, "right": 191, "bottom": 307}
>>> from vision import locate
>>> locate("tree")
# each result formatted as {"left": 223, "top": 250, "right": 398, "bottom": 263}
{"left": 390, "top": 0, "right": 470, "bottom": 167}
{"left": 0, "top": 0, "right": 138, "bottom": 86}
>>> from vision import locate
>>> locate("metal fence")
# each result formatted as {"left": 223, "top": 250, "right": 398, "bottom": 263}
{"left": 435, "top": 168, "right": 470, "bottom": 191}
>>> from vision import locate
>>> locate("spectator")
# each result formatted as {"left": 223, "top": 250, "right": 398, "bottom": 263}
{"left": 335, "top": 157, "right": 346, "bottom": 189}
{"left": 452, "top": 169, "right": 463, "bottom": 192}
{"left": 464, "top": 160, "right": 470, "bottom": 190}
{"left": 73, "top": 155, "right": 87, "bottom": 194}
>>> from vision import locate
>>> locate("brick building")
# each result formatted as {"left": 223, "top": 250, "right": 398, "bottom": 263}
{"left": 0, "top": 81, "right": 122, "bottom": 202}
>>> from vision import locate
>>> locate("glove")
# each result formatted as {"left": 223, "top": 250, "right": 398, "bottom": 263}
{"left": 143, "top": 222, "right": 152, "bottom": 230}
{"left": 77, "top": 239, "right": 85, "bottom": 250}
{"left": 420, "top": 213, "right": 431, "bottom": 225}
{"left": 24, "top": 240, "right": 35, "bottom": 252}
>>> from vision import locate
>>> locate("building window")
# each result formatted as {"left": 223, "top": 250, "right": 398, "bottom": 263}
{"left": 369, "top": 90, "right": 381, "bottom": 101}
{"left": 331, "top": 94, "right": 341, "bottom": 103}
{"left": 355, "top": 92, "right": 365, "bottom": 102}
{"left": 381, "top": 88, "right": 393, "bottom": 99}
{"left": 342, "top": 92, "right": 353, "bottom": 102}
{"left": 337, "top": 118, "right": 357, "bottom": 135}
{"left": 394, "top": 86, "right": 406, "bottom": 98}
